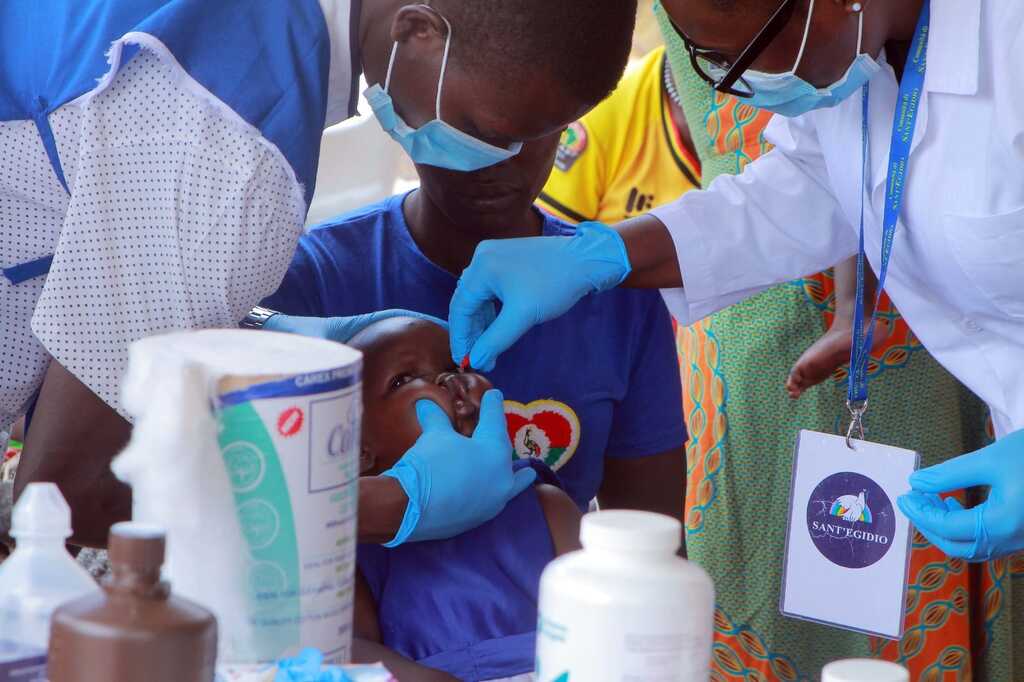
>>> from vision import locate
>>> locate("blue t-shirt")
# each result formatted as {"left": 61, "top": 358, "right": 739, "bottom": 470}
{"left": 263, "top": 193, "right": 686, "bottom": 508}
{"left": 356, "top": 460, "right": 563, "bottom": 681}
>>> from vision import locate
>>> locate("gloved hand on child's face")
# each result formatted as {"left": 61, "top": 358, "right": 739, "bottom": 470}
{"left": 346, "top": 316, "right": 535, "bottom": 547}
{"left": 384, "top": 390, "right": 535, "bottom": 545}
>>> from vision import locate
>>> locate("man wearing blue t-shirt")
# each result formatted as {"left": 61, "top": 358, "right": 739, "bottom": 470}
{"left": 263, "top": 131, "right": 686, "bottom": 518}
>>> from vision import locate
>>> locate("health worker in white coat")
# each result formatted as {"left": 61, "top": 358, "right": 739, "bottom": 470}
{"left": 0, "top": 0, "right": 638, "bottom": 548}
{"left": 448, "top": 0, "right": 1024, "bottom": 561}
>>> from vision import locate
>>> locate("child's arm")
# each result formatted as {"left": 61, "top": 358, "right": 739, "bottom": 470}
{"left": 536, "top": 484, "right": 583, "bottom": 555}
{"left": 352, "top": 569, "right": 459, "bottom": 682}
{"left": 15, "top": 361, "right": 132, "bottom": 548}
{"left": 597, "top": 450, "right": 685, "bottom": 551}
{"left": 833, "top": 256, "right": 868, "bottom": 326}
{"left": 786, "top": 257, "right": 889, "bottom": 398}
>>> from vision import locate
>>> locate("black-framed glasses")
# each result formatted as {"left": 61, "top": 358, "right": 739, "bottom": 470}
{"left": 667, "top": 0, "right": 800, "bottom": 98}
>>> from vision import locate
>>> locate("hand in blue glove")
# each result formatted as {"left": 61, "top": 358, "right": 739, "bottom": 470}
{"left": 275, "top": 648, "right": 351, "bottom": 681}
{"left": 448, "top": 222, "right": 631, "bottom": 372}
{"left": 382, "top": 389, "right": 536, "bottom": 546}
{"left": 264, "top": 309, "right": 446, "bottom": 342}
{"left": 898, "top": 428, "right": 1024, "bottom": 561}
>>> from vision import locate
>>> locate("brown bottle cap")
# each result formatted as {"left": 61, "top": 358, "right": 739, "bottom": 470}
{"left": 108, "top": 522, "right": 166, "bottom": 573}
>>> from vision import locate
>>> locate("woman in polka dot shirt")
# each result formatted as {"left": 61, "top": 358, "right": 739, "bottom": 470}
{"left": 1, "top": 0, "right": 638, "bottom": 550}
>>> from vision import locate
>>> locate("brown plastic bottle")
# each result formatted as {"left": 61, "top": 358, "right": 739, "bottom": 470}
{"left": 47, "top": 522, "right": 218, "bottom": 682}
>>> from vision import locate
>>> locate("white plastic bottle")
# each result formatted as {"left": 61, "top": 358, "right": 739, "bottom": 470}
{"left": 0, "top": 483, "right": 100, "bottom": 648}
{"left": 536, "top": 510, "right": 714, "bottom": 682}
{"left": 822, "top": 659, "right": 909, "bottom": 682}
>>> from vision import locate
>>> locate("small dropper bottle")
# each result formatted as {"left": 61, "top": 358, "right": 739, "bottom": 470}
{"left": 0, "top": 482, "right": 99, "bottom": 649}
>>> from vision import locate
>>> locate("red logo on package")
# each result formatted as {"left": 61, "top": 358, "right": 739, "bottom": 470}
{"left": 277, "top": 407, "right": 304, "bottom": 437}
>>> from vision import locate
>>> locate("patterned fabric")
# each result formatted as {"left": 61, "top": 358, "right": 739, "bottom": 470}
{"left": 655, "top": 3, "right": 1021, "bottom": 678}
{"left": 1, "top": 48, "right": 305, "bottom": 427}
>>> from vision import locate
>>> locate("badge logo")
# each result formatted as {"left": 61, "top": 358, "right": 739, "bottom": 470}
{"left": 806, "top": 471, "right": 895, "bottom": 569}
{"left": 554, "top": 122, "right": 588, "bottom": 172}
{"left": 505, "top": 400, "right": 581, "bottom": 471}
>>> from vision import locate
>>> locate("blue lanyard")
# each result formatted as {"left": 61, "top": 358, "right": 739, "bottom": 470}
{"left": 847, "top": 0, "right": 930, "bottom": 436}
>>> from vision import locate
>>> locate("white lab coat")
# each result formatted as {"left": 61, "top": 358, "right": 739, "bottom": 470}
{"left": 652, "top": 0, "right": 1024, "bottom": 437}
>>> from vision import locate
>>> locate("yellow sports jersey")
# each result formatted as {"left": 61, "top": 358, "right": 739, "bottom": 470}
{"left": 539, "top": 47, "right": 700, "bottom": 224}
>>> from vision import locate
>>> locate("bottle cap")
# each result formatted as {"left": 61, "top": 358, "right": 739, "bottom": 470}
{"left": 11, "top": 482, "right": 73, "bottom": 539}
{"left": 822, "top": 659, "right": 909, "bottom": 682}
{"left": 108, "top": 522, "right": 166, "bottom": 574}
{"left": 580, "top": 510, "right": 681, "bottom": 553}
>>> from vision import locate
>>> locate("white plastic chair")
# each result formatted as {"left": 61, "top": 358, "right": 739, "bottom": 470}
{"left": 305, "top": 110, "right": 403, "bottom": 227}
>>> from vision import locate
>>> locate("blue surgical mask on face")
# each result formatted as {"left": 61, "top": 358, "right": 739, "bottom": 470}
{"left": 364, "top": 7, "right": 523, "bottom": 171}
{"left": 742, "top": 0, "right": 880, "bottom": 117}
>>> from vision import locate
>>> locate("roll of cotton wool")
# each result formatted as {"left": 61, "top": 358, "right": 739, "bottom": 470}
{"left": 113, "top": 329, "right": 362, "bottom": 665}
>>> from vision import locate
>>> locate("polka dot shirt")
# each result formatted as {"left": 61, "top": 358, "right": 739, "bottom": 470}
{"left": 0, "top": 48, "right": 307, "bottom": 428}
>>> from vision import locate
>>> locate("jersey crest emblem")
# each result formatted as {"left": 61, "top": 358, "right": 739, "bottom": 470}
{"left": 505, "top": 399, "right": 581, "bottom": 471}
{"left": 554, "top": 122, "right": 588, "bottom": 172}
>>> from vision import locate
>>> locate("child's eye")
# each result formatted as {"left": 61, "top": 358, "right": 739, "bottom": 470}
{"left": 389, "top": 373, "right": 417, "bottom": 391}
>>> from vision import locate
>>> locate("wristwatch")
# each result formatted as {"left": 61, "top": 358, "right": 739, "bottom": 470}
{"left": 240, "top": 305, "right": 279, "bottom": 330}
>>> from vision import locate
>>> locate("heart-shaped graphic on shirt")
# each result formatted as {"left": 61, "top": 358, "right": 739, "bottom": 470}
{"left": 505, "top": 399, "right": 581, "bottom": 471}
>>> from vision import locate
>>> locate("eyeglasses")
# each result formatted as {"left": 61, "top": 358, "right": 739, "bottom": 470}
{"left": 667, "top": 0, "right": 801, "bottom": 98}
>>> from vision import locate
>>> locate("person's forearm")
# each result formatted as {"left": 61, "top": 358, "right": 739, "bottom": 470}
{"left": 614, "top": 214, "right": 683, "bottom": 289}
{"left": 832, "top": 256, "right": 878, "bottom": 327}
{"left": 352, "top": 638, "right": 458, "bottom": 681}
{"left": 357, "top": 476, "right": 408, "bottom": 544}
{"left": 14, "top": 361, "right": 132, "bottom": 548}
{"left": 15, "top": 441, "right": 131, "bottom": 549}
{"left": 598, "top": 451, "right": 687, "bottom": 556}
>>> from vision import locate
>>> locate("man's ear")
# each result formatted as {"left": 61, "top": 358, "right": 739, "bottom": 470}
{"left": 390, "top": 4, "right": 449, "bottom": 45}
{"left": 359, "top": 446, "right": 377, "bottom": 475}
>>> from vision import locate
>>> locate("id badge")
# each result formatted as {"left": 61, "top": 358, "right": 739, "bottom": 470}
{"left": 780, "top": 430, "right": 919, "bottom": 639}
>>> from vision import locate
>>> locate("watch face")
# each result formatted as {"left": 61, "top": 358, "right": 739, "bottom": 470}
{"left": 241, "top": 307, "right": 275, "bottom": 329}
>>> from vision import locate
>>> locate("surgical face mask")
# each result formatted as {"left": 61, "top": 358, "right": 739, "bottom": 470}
{"left": 742, "top": 0, "right": 881, "bottom": 117}
{"left": 364, "top": 7, "right": 522, "bottom": 171}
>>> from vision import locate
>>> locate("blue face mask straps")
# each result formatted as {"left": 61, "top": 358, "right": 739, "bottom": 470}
{"left": 786, "top": 0, "right": 817, "bottom": 76}
{"left": 743, "top": 0, "right": 878, "bottom": 117}
{"left": 769, "top": 0, "right": 862, "bottom": 79}
{"left": 382, "top": 4, "right": 453, "bottom": 125}
{"left": 366, "top": 5, "right": 522, "bottom": 171}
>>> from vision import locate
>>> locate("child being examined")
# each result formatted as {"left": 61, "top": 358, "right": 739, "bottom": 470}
{"left": 348, "top": 315, "right": 581, "bottom": 682}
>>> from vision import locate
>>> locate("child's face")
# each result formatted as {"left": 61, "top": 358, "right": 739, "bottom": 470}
{"left": 350, "top": 317, "right": 494, "bottom": 474}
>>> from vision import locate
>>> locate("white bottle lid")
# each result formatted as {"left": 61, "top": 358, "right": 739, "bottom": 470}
{"left": 580, "top": 510, "right": 681, "bottom": 553}
{"left": 11, "top": 482, "right": 73, "bottom": 539}
{"left": 822, "top": 659, "right": 909, "bottom": 682}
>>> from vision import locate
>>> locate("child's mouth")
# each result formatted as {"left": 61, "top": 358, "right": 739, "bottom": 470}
{"left": 435, "top": 372, "right": 475, "bottom": 437}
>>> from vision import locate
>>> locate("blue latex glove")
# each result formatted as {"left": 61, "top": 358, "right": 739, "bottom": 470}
{"left": 275, "top": 648, "right": 351, "bottom": 681}
{"left": 898, "top": 428, "right": 1024, "bottom": 561}
{"left": 448, "top": 221, "right": 631, "bottom": 371}
{"left": 264, "top": 309, "right": 446, "bottom": 341}
{"left": 382, "top": 388, "right": 536, "bottom": 546}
